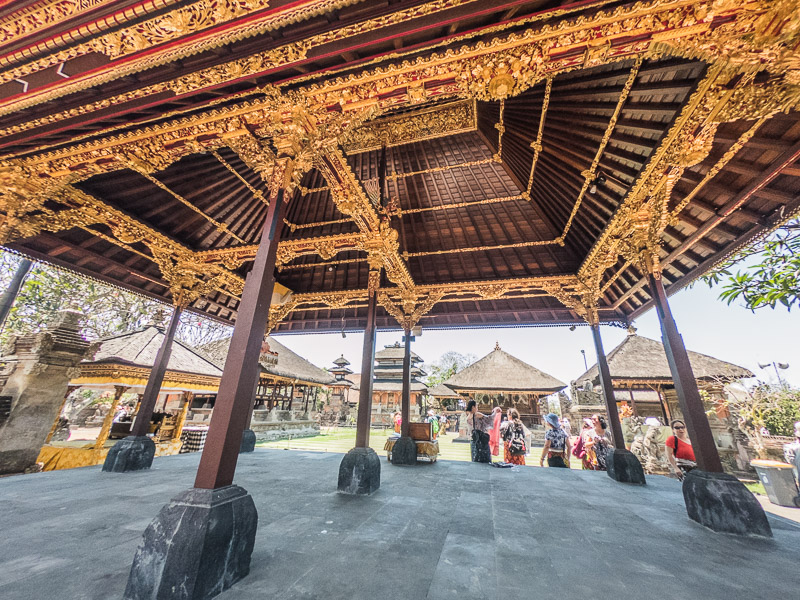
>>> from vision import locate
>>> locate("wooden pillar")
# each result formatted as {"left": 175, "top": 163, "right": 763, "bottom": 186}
{"left": 0, "top": 257, "right": 32, "bottom": 331}
{"left": 288, "top": 384, "right": 295, "bottom": 411}
{"left": 194, "top": 184, "right": 289, "bottom": 490}
{"left": 130, "top": 306, "right": 182, "bottom": 437}
{"left": 174, "top": 391, "right": 192, "bottom": 440}
{"left": 590, "top": 323, "right": 625, "bottom": 449}
{"left": 354, "top": 281, "right": 378, "bottom": 448}
{"left": 45, "top": 385, "right": 78, "bottom": 444}
{"left": 400, "top": 328, "right": 412, "bottom": 438}
{"left": 647, "top": 271, "right": 723, "bottom": 473}
{"left": 628, "top": 389, "right": 638, "bottom": 416}
{"left": 95, "top": 385, "right": 128, "bottom": 449}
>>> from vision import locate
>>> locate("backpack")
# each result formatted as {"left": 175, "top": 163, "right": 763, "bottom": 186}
{"left": 508, "top": 425, "right": 526, "bottom": 455}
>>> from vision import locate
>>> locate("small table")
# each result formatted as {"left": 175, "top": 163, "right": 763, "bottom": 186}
{"left": 384, "top": 436, "right": 439, "bottom": 463}
{"left": 180, "top": 426, "right": 209, "bottom": 453}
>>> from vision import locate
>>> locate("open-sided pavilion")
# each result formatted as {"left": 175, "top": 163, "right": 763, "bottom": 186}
{"left": 1, "top": 0, "right": 799, "bottom": 597}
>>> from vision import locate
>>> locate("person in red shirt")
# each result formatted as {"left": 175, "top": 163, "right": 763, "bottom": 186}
{"left": 665, "top": 419, "right": 696, "bottom": 479}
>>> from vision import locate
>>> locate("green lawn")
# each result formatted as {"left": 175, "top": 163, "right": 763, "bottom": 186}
{"left": 257, "top": 427, "right": 571, "bottom": 467}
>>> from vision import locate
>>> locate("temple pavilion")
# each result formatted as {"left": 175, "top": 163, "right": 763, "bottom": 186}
{"left": 201, "top": 335, "right": 334, "bottom": 416}
{"left": 573, "top": 329, "right": 754, "bottom": 424}
{"left": 0, "top": 0, "right": 797, "bottom": 594}
{"left": 443, "top": 343, "right": 566, "bottom": 426}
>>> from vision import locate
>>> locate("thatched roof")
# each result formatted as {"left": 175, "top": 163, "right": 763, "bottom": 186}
{"left": 375, "top": 343, "right": 422, "bottom": 362}
{"left": 200, "top": 336, "right": 334, "bottom": 386}
{"left": 576, "top": 333, "right": 753, "bottom": 384}
{"left": 427, "top": 383, "right": 460, "bottom": 398}
{"left": 444, "top": 345, "right": 566, "bottom": 393}
{"left": 85, "top": 326, "right": 222, "bottom": 378}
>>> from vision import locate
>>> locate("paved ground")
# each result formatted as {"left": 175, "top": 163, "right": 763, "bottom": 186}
{"left": 0, "top": 449, "right": 798, "bottom": 600}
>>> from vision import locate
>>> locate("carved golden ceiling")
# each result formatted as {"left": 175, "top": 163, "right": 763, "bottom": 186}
{"left": 1, "top": 0, "right": 800, "bottom": 332}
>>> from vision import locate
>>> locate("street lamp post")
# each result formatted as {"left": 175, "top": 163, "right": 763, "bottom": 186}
{"left": 758, "top": 361, "right": 790, "bottom": 387}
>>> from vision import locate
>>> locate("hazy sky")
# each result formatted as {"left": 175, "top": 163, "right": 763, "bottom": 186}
{"left": 276, "top": 281, "right": 800, "bottom": 389}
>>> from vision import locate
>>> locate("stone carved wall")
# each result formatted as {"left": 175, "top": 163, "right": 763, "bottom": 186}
{"left": 0, "top": 310, "right": 96, "bottom": 474}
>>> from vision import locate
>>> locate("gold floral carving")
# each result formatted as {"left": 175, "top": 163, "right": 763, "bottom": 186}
{"left": 341, "top": 100, "right": 476, "bottom": 154}
{"left": 92, "top": 0, "right": 272, "bottom": 58}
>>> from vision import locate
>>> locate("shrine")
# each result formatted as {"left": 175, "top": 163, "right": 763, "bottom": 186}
{"left": 1, "top": 0, "right": 799, "bottom": 597}
{"left": 444, "top": 342, "right": 566, "bottom": 429}
{"left": 571, "top": 328, "right": 754, "bottom": 471}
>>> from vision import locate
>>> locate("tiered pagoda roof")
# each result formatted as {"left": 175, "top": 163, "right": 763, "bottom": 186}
{"left": 575, "top": 332, "right": 753, "bottom": 386}
{"left": 366, "top": 341, "right": 427, "bottom": 393}
{"left": 1, "top": 2, "right": 799, "bottom": 333}
{"left": 444, "top": 343, "right": 566, "bottom": 394}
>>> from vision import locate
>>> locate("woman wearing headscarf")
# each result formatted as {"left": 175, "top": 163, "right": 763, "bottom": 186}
{"left": 465, "top": 400, "right": 492, "bottom": 463}
{"left": 540, "top": 413, "right": 571, "bottom": 468}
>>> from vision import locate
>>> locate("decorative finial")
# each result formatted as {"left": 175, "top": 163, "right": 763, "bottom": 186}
{"left": 627, "top": 325, "right": 637, "bottom": 336}
{"left": 494, "top": 341, "right": 501, "bottom": 351}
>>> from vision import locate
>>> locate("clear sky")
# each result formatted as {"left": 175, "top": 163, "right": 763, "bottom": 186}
{"left": 276, "top": 280, "right": 800, "bottom": 390}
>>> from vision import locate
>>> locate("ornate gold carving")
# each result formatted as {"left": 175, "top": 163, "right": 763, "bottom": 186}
{"left": 341, "top": 100, "right": 476, "bottom": 154}
{"left": 267, "top": 297, "right": 298, "bottom": 333}
{"left": 378, "top": 289, "right": 445, "bottom": 330}
{"left": 92, "top": 0, "right": 272, "bottom": 58}
{"left": 170, "top": 42, "right": 311, "bottom": 95}
{"left": 0, "top": 0, "right": 124, "bottom": 49}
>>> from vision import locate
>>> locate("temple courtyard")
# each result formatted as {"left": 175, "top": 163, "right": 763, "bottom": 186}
{"left": 1, "top": 450, "right": 798, "bottom": 600}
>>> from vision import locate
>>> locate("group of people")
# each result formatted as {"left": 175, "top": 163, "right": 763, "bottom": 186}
{"left": 392, "top": 409, "right": 448, "bottom": 439}
{"left": 465, "top": 401, "right": 698, "bottom": 479}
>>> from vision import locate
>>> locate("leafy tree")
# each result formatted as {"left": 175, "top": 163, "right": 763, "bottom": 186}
{"left": 762, "top": 387, "right": 800, "bottom": 437}
{"left": 424, "top": 350, "right": 476, "bottom": 388}
{"left": 702, "top": 219, "right": 800, "bottom": 311}
{"left": 424, "top": 351, "right": 475, "bottom": 408}
{"left": 0, "top": 251, "right": 231, "bottom": 348}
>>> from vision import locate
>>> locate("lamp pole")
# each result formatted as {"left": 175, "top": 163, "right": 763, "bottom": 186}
{"left": 758, "top": 361, "right": 789, "bottom": 387}
{"left": 580, "top": 349, "right": 588, "bottom": 371}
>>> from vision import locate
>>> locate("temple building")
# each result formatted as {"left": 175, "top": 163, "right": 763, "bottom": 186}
{"left": 1, "top": 0, "right": 797, "bottom": 590}
{"left": 327, "top": 355, "right": 356, "bottom": 412}
{"left": 200, "top": 335, "right": 334, "bottom": 438}
{"left": 572, "top": 330, "right": 754, "bottom": 471}
{"left": 352, "top": 341, "right": 427, "bottom": 425}
{"left": 39, "top": 324, "right": 224, "bottom": 471}
{"left": 443, "top": 343, "right": 566, "bottom": 428}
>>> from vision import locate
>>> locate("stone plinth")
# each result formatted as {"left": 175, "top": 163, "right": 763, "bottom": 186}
{"left": 239, "top": 429, "right": 256, "bottom": 453}
{"left": 103, "top": 436, "right": 156, "bottom": 472}
{"left": 124, "top": 485, "right": 257, "bottom": 599}
{"left": 605, "top": 448, "right": 647, "bottom": 485}
{"left": 683, "top": 470, "right": 772, "bottom": 537}
{"left": 390, "top": 436, "right": 416, "bottom": 465}
{"left": 338, "top": 447, "right": 380, "bottom": 495}
{"left": 0, "top": 311, "right": 96, "bottom": 475}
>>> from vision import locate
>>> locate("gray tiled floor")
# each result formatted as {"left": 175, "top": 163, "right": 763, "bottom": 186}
{"left": 0, "top": 449, "right": 797, "bottom": 600}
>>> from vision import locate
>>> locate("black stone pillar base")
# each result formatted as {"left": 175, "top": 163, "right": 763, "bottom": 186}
{"left": 239, "top": 429, "right": 256, "bottom": 453}
{"left": 102, "top": 436, "right": 156, "bottom": 473}
{"left": 683, "top": 470, "right": 772, "bottom": 537}
{"left": 124, "top": 484, "right": 258, "bottom": 600}
{"left": 338, "top": 447, "right": 381, "bottom": 495}
{"left": 605, "top": 449, "right": 646, "bottom": 485}
{"left": 391, "top": 436, "right": 416, "bottom": 466}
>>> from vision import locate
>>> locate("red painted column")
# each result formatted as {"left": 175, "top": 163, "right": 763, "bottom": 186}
{"left": 131, "top": 306, "right": 182, "bottom": 437}
{"left": 194, "top": 185, "right": 289, "bottom": 489}
{"left": 354, "top": 281, "right": 378, "bottom": 448}
{"left": 590, "top": 323, "right": 626, "bottom": 449}
{"left": 400, "top": 328, "right": 411, "bottom": 438}
{"left": 647, "top": 272, "right": 723, "bottom": 472}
